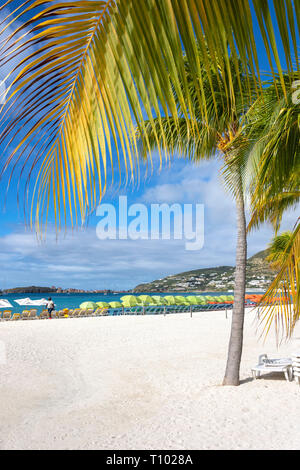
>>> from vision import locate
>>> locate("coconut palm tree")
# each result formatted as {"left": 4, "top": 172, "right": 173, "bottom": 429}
{"left": 137, "top": 51, "right": 258, "bottom": 385}
{"left": 139, "top": 63, "right": 300, "bottom": 379}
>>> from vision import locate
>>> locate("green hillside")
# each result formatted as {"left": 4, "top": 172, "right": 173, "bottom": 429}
{"left": 133, "top": 249, "right": 274, "bottom": 293}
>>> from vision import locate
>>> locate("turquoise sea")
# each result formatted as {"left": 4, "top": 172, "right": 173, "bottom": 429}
{"left": 1, "top": 291, "right": 262, "bottom": 313}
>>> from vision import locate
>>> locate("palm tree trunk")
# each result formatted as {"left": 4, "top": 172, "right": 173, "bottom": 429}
{"left": 223, "top": 190, "right": 247, "bottom": 386}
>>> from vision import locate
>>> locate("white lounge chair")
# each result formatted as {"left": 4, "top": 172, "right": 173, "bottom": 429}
{"left": 292, "top": 353, "right": 300, "bottom": 384}
{"left": 251, "top": 354, "right": 292, "bottom": 382}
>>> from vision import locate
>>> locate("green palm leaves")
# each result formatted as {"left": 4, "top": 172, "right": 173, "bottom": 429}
{"left": 0, "top": 1, "right": 299, "bottom": 230}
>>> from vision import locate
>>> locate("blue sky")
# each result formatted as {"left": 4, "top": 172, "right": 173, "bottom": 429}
{"left": 0, "top": 2, "right": 298, "bottom": 290}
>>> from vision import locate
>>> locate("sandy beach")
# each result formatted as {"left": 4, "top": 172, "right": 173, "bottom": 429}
{"left": 0, "top": 308, "right": 299, "bottom": 450}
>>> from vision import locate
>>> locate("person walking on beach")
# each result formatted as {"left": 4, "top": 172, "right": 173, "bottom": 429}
{"left": 46, "top": 298, "right": 55, "bottom": 319}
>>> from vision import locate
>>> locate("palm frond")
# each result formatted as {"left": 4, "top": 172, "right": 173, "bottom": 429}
{"left": 258, "top": 221, "right": 300, "bottom": 344}
{"left": 267, "top": 230, "right": 294, "bottom": 268}
{"left": 0, "top": 1, "right": 298, "bottom": 229}
{"left": 248, "top": 191, "right": 300, "bottom": 232}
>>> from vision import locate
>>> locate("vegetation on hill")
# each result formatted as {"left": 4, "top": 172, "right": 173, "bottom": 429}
{"left": 133, "top": 250, "right": 273, "bottom": 293}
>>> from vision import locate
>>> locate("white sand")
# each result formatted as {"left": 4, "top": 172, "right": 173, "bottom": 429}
{"left": 0, "top": 308, "right": 299, "bottom": 450}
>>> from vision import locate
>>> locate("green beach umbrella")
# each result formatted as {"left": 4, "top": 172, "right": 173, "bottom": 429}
{"left": 164, "top": 296, "right": 176, "bottom": 305}
{"left": 96, "top": 301, "right": 110, "bottom": 308}
{"left": 186, "top": 296, "right": 198, "bottom": 305}
{"left": 195, "top": 296, "right": 206, "bottom": 304}
{"left": 80, "top": 301, "right": 98, "bottom": 310}
{"left": 137, "top": 295, "right": 152, "bottom": 305}
{"left": 152, "top": 296, "right": 167, "bottom": 305}
{"left": 109, "top": 301, "right": 123, "bottom": 308}
{"left": 175, "top": 296, "right": 188, "bottom": 305}
{"left": 120, "top": 295, "right": 138, "bottom": 307}
{"left": 205, "top": 296, "right": 215, "bottom": 302}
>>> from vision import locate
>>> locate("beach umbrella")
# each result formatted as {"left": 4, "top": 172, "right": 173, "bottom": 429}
{"left": 151, "top": 296, "right": 167, "bottom": 305}
{"left": 96, "top": 301, "right": 110, "bottom": 308}
{"left": 14, "top": 297, "right": 32, "bottom": 306}
{"left": 174, "top": 296, "right": 187, "bottom": 305}
{"left": 221, "top": 295, "right": 232, "bottom": 301}
{"left": 121, "top": 295, "right": 138, "bottom": 307}
{"left": 109, "top": 301, "right": 123, "bottom": 308}
{"left": 186, "top": 296, "right": 198, "bottom": 305}
{"left": 0, "top": 299, "right": 13, "bottom": 308}
{"left": 120, "top": 295, "right": 138, "bottom": 307}
{"left": 164, "top": 296, "right": 176, "bottom": 305}
{"left": 205, "top": 296, "right": 216, "bottom": 302}
{"left": 195, "top": 296, "right": 206, "bottom": 304}
{"left": 137, "top": 295, "right": 152, "bottom": 305}
{"left": 80, "top": 301, "right": 98, "bottom": 310}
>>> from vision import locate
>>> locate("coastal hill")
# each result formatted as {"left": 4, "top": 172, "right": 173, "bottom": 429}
{"left": 133, "top": 250, "right": 274, "bottom": 293}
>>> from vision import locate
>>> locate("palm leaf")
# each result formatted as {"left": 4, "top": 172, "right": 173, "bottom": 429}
{"left": 258, "top": 221, "right": 300, "bottom": 344}
{"left": 0, "top": 0, "right": 298, "bottom": 230}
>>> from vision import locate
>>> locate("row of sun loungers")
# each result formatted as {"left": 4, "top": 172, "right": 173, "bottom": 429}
{"left": 0, "top": 308, "right": 106, "bottom": 321}
{"left": 0, "top": 303, "right": 236, "bottom": 321}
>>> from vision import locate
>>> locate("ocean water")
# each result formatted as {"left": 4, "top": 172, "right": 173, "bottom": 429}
{"left": 1, "top": 291, "right": 262, "bottom": 314}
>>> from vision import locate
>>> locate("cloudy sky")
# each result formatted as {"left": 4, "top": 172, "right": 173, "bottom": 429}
{"left": 0, "top": 2, "right": 298, "bottom": 291}
{"left": 0, "top": 156, "right": 297, "bottom": 291}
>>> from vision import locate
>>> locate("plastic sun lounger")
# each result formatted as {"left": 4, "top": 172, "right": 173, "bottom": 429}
{"left": 73, "top": 309, "right": 83, "bottom": 317}
{"left": 99, "top": 308, "right": 109, "bottom": 316}
{"left": 251, "top": 354, "right": 293, "bottom": 382}
{"left": 11, "top": 313, "right": 21, "bottom": 321}
{"left": 2, "top": 311, "right": 12, "bottom": 321}
{"left": 130, "top": 307, "right": 139, "bottom": 315}
{"left": 21, "top": 310, "right": 30, "bottom": 320}
{"left": 70, "top": 309, "right": 80, "bottom": 317}
{"left": 39, "top": 310, "right": 49, "bottom": 319}
{"left": 77, "top": 309, "right": 87, "bottom": 317}
{"left": 85, "top": 309, "right": 94, "bottom": 316}
{"left": 123, "top": 307, "right": 132, "bottom": 315}
{"left": 292, "top": 353, "right": 300, "bottom": 384}
{"left": 145, "top": 307, "right": 154, "bottom": 314}
{"left": 28, "top": 310, "right": 38, "bottom": 320}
